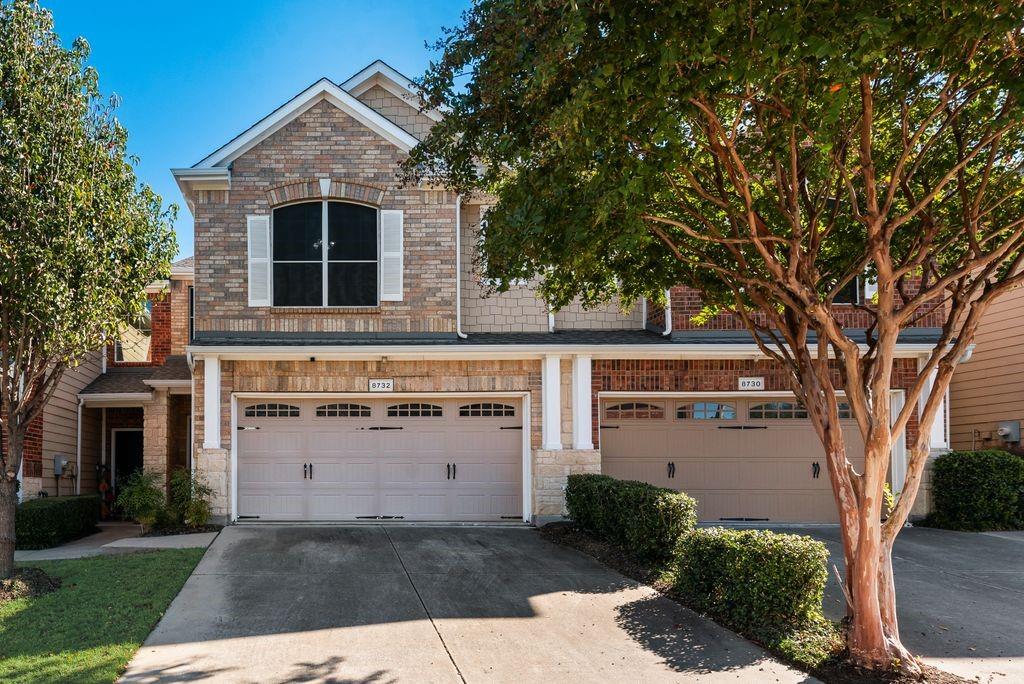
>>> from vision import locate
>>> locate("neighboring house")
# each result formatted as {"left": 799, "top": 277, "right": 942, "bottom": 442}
{"left": 13, "top": 258, "right": 194, "bottom": 505}
{"left": 950, "top": 286, "right": 1024, "bottom": 454}
{"left": 16, "top": 60, "right": 949, "bottom": 525}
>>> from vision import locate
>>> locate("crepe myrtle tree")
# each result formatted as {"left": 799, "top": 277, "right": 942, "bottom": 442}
{"left": 402, "top": 0, "right": 1024, "bottom": 673}
{"left": 0, "top": 0, "right": 177, "bottom": 577}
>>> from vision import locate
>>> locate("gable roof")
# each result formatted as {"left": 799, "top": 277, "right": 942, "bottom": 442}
{"left": 189, "top": 77, "right": 420, "bottom": 170}
{"left": 342, "top": 59, "right": 444, "bottom": 122}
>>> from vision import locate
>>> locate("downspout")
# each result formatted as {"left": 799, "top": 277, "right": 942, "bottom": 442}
{"left": 641, "top": 297, "right": 647, "bottom": 330}
{"left": 455, "top": 194, "right": 468, "bottom": 339}
{"left": 75, "top": 396, "right": 84, "bottom": 495}
{"left": 662, "top": 289, "right": 672, "bottom": 336}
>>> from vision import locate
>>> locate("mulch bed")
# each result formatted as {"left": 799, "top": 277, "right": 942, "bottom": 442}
{"left": 1, "top": 567, "right": 62, "bottom": 604}
{"left": 142, "top": 524, "right": 223, "bottom": 538}
{"left": 538, "top": 522, "right": 971, "bottom": 684}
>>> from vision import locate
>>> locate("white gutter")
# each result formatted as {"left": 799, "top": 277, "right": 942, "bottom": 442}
{"left": 143, "top": 379, "right": 191, "bottom": 389}
{"left": 186, "top": 342, "right": 939, "bottom": 361}
{"left": 455, "top": 194, "right": 467, "bottom": 339}
{"left": 663, "top": 289, "right": 672, "bottom": 336}
{"left": 641, "top": 298, "right": 647, "bottom": 329}
{"left": 548, "top": 310, "right": 555, "bottom": 333}
{"left": 78, "top": 392, "right": 154, "bottom": 403}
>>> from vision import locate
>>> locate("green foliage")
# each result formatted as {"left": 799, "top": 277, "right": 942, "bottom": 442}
{"left": 405, "top": 1, "right": 1024, "bottom": 311}
{"left": 14, "top": 495, "right": 99, "bottom": 549}
{"left": 0, "top": 0, "right": 177, "bottom": 484}
{"left": 924, "top": 450, "right": 1024, "bottom": 531}
{"left": 673, "top": 528, "right": 833, "bottom": 654}
{"left": 167, "top": 467, "right": 213, "bottom": 529}
{"left": 114, "top": 471, "right": 165, "bottom": 530}
{"left": 1, "top": 549, "right": 204, "bottom": 683}
{"left": 564, "top": 473, "right": 697, "bottom": 560}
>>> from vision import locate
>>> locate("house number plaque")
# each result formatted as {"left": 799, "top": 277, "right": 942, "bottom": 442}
{"left": 738, "top": 376, "right": 765, "bottom": 391}
{"left": 368, "top": 378, "right": 395, "bottom": 392}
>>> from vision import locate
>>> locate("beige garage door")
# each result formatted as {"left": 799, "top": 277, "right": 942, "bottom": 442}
{"left": 237, "top": 397, "right": 523, "bottom": 521}
{"left": 600, "top": 397, "right": 865, "bottom": 523}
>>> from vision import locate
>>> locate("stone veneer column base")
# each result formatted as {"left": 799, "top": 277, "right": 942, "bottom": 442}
{"left": 532, "top": 449, "right": 601, "bottom": 524}
{"left": 195, "top": 447, "right": 230, "bottom": 524}
{"left": 19, "top": 476, "right": 43, "bottom": 500}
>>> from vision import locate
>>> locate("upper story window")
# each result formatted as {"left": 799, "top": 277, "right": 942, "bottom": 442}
{"left": 114, "top": 300, "right": 152, "bottom": 362}
{"left": 272, "top": 201, "right": 378, "bottom": 307}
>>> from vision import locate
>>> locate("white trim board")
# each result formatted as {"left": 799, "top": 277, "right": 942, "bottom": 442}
{"left": 191, "top": 79, "right": 418, "bottom": 170}
{"left": 228, "top": 390, "right": 533, "bottom": 524}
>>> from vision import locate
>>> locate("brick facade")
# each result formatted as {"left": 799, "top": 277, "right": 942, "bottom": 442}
{"left": 192, "top": 101, "right": 459, "bottom": 336}
{"left": 3, "top": 414, "right": 43, "bottom": 478}
{"left": 169, "top": 278, "right": 193, "bottom": 355}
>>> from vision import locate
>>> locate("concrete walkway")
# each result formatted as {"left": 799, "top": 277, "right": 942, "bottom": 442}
{"left": 122, "top": 525, "right": 811, "bottom": 683}
{"left": 15, "top": 522, "right": 218, "bottom": 561}
{"left": 782, "top": 525, "right": 1024, "bottom": 684}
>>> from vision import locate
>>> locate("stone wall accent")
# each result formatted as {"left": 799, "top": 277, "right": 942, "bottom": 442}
{"left": 533, "top": 449, "right": 602, "bottom": 518}
{"left": 192, "top": 100, "right": 458, "bottom": 335}
{"left": 143, "top": 390, "right": 171, "bottom": 489}
{"left": 554, "top": 298, "right": 643, "bottom": 330}
{"left": 196, "top": 447, "right": 229, "bottom": 521}
{"left": 356, "top": 83, "right": 435, "bottom": 140}
{"left": 264, "top": 178, "right": 387, "bottom": 207}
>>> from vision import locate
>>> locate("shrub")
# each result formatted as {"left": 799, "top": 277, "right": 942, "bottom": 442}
{"left": 673, "top": 528, "right": 830, "bottom": 645}
{"left": 16, "top": 495, "right": 100, "bottom": 549}
{"left": 115, "top": 470, "right": 165, "bottom": 531}
{"left": 926, "top": 449, "right": 1024, "bottom": 531}
{"left": 564, "top": 473, "right": 697, "bottom": 560}
{"left": 167, "top": 467, "right": 213, "bottom": 528}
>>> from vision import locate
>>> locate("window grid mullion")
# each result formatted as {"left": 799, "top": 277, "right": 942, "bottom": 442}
{"left": 321, "top": 200, "right": 328, "bottom": 306}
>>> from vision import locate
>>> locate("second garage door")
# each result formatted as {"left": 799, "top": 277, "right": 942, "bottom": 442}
{"left": 236, "top": 397, "right": 523, "bottom": 522}
{"left": 600, "top": 396, "right": 866, "bottom": 523}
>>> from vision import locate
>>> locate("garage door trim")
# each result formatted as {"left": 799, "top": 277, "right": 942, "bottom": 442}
{"left": 230, "top": 391, "right": 532, "bottom": 523}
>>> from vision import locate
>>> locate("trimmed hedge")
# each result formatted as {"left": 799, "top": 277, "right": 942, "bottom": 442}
{"left": 673, "top": 528, "right": 830, "bottom": 644}
{"left": 15, "top": 495, "right": 101, "bottom": 549}
{"left": 564, "top": 473, "right": 697, "bottom": 560}
{"left": 927, "top": 449, "right": 1024, "bottom": 531}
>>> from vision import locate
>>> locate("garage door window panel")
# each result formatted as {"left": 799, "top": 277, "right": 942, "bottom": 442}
{"left": 605, "top": 402, "right": 665, "bottom": 420}
{"left": 677, "top": 402, "right": 736, "bottom": 420}
{"left": 748, "top": 401, "right": 853, "bottom": 420}
{"left": 459, "top": 402, "right": 515, "bottom": 417}
{"left": 244, "top": 403, "right": 300, "bottom": 418}
{"left": 387, "top": 403, "right": 443, "bottom": 418}
{"left": 315, "top": 403, "right": 372, "bottom": 418}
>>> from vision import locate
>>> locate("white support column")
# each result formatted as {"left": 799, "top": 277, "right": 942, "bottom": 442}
{"left": 542, "top": 355, "right": 563, "bottom": 450}
{"left": 572, "top": 355, "right": 594, "bottom": 450}
{"left": 889, "top": 390, "right": 908, "bottom": 492}
{"left": 917, "top": 360, "right": 949, "bottom": 452}
{"left": 203, "top": 355, "right": 221, "bottom": 449}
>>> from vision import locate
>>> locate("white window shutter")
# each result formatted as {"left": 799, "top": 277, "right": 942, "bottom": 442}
{"left": 246, "top": 215, "right": 271, "bottom": 306}
{"left": 380, "top": 209, "right": 404, "bottom": 301}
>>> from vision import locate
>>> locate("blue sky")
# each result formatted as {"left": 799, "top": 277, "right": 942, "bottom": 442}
{"left": 44, "top": 0, "right": 470, "bottom": 260}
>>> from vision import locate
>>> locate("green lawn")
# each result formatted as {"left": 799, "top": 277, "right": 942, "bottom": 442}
{"left": 0, "top": 549, "right": 205, "bottom": 684}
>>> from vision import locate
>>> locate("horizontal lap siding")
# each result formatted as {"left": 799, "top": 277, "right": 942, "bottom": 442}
{"left": 41, "top": 351, "right": 102, "bottom": 494}
{"left": 950, "top": 288, "right": 1024, "bottom": 450}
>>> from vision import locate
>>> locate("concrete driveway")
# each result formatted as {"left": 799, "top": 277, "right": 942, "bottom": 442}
{"left": 121, "top": 525, "right": 809, "bottom": 683}
{"left": 783, "top": 525, "right": 1024, "bottom": 683}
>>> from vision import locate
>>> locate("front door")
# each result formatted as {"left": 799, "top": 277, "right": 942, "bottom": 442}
{"left": 113, "top": 430, "right": 144, "bottom": 499}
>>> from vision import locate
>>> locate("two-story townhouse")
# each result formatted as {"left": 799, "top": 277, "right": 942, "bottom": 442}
{"left": 12, "top": 258, "right": 196, "bottom": 509}
{"left": 166, "top": 60, "right": 949, "bottom": 526}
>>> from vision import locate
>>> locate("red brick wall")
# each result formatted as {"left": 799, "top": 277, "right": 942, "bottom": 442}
{"left": 108, "top": 291, "right": 173, "bottom": 367}
{"left": 2, "top": 413, "right": 44, "bottom": 478}
{"left": 169, "top": 279, "right": 192, "bottom": 355}
{"left": 590, "top": 358, "right": 920, "bottom": 448}
{"left": 669, "top": 285, "right": 945, "bottom": 331}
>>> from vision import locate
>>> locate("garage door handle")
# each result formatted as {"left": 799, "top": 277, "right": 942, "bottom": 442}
{"left": 602, "top": 425, "right": 619, "bottom": 429}
{"left": 446, "top": 463, "right": 450, "bottom": 480}
{"left": 812, "top": 461, "right": 821, "bottom": 479}
{"left": 367, "top": 426, "right": 404, "bottom": 431}
{"left": 303, "top": 463, "right": 308, "bottom": 479}
{"left": 309, "top": 463, "right": 313, "bottom": 480}
{"left": 717, "top": 425, "right": 768, "bottom": 430}
{"left": 237, "top": 426, "right": 260, "bottom": 431}
{"left": 452, "top": 463, "right": 456, "bottom": 479}
{"left": 499, "top": 426, "right": 523, "bottom": 430}
{"left": 667, "top": 462, "right": 675, "bottom": 478}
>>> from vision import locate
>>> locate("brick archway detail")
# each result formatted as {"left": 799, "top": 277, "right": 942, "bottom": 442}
{"left": 265, "top": 179, "right": 387, "bottom": 207}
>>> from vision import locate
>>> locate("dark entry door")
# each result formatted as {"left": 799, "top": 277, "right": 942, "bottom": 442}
{"left": 113, "top": 430, "right": 144, "bottom": 498}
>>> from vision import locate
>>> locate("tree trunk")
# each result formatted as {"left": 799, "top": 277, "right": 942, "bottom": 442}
{"left": 0, "top": 475, "right": 17, "bottom": 580}
{"left": 841, "top": 441, "right": 920, "bottom": 674}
